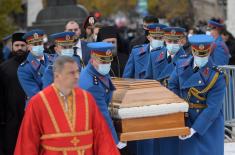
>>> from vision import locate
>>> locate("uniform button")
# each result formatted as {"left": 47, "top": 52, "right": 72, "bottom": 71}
{"left": 198, "top": 80, "right": 202, "bottom": 84}
{"left": 196, "top": 109, "right": 200, "bottom": 113}
{"left": 106, "top": 89, "right": 109, "bottom": 93}
{"left": 197, "top": 100, "right": 200, "bottom": 103}
{"left": 95, "top": 82, "right": 98, "bottom": 85}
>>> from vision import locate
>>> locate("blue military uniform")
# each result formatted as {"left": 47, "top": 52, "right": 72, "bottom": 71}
{"left": 42, "top": 32, "right": 82, "bottom": 88}
{"left": 148, "top": 27, "right": 188, "bottom": 155}
{"left": 168, "top": 35, "right": 226, "bottom": 155}
{"left": 79, "top": 42, "right": 119, "bottom": 144}
{"left": 2, "top": 35, "right": 12, "bottom": 61}
{"left": 207, "top": 20, "right": 230, "bottom": 65}
{"left": 17, "top": 29, "right": 53, "bottom": 101}
{"left": 18, "top": 52, "right": 53, "bottom": 100}
{"left": 146, "top": 47, "right": 188, "bottom": 83}
{"left": 123, "top": 23, "right": 166, "bottom": 155}
{"left": 122, "top": 43, "right": 152, "bottom": 79}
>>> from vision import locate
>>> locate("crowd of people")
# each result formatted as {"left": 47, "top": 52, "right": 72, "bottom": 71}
{"left": 0, "top": 15, "right": 234, "bottom": 155}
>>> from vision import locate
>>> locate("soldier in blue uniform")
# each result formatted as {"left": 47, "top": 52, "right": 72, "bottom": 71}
{"left": 144, "top": 26, "right": 188, "bottom": 155}
{"left": 123, "top": 23, "right": 167, "bottom": 155}
{"left": 123, "top": 23, "right": 163, "bottom": 79}
{"left": 17, "top": 29, "right": 53, "bottom": 102}
{"left": 207, "top": 19, "right": 230, "bottom": 65}
{"left": 79, "top": 42, "right": 126, "bottom": 150}
{"left": 145, "top": 26, "right": 188, "bottom": 85}
{"left": 168, "top": 34, "right": 227, "bottom": 155}
{"left": 42, "top": 32, "right": 82, "bottom": 88}
{"left": 144, "top": 23, "right": 167, "bottom": 80}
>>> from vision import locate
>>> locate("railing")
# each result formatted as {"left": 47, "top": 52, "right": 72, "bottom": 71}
{"left": 219, "top": 65, "right": 235, "bottom": 142}
{"left": 219, "top": 65, "right": 235, "bottom": 121}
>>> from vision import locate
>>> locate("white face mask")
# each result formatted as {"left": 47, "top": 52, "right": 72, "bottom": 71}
{"left": 31, "top": 45, "right": 44, "bottom": 57}
{"left": 206, "top": 31, "right": 211, "bottom": 36}
{"left": 194, "top": 55, "right": 209, "bottom": 68}
{"left": 188, "top": 34, "right": 193, "bottom": 38}
{"left": 97, "top": 63, "right": 111, "bottom": 75}
{"left": 166, "top": 43, "right": 181, "bottom": 55}
{"left": 150, "top": 39, "right": 164, "bottom": 49}
{"left": 61, "top": 49, "right": 74, "bottom": 57}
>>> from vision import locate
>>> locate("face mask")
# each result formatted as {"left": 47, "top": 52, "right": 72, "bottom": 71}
{"left": 32, "top": 45, "right": 44, "bottom": 57}
{"left": 150, "top": 39, "right": 164, "bottom": 49}
{"left": 97, "top": 63, "right": 111, "bottom": 75}
{"left": 61, "top": 49, "right": 74, "bottom": 57}
{"left": 188, "top": 34, "right": 193, "bottom": 38}
{"left": 206, "top": 31, "right": 211, "bottom": 36}
{"left": 194, "top": 55, "right": 209, "bottom": 68}
{"left": 166, "top": 43, "right": 181, "bottom": 55}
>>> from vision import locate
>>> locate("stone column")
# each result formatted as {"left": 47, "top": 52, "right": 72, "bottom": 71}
{"left": 27, "top": 0, "right": 43, "bottom": 27}
{"left": 227, "top": 0, "right": 235, "bottom": 36}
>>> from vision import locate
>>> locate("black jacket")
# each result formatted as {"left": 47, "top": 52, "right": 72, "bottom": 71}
{"left": 0, "top": 56, "right": 26, "bottom": 155}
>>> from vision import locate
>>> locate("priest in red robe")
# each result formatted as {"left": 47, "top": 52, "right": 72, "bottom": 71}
{"left": 14, "top": 56, "right": 120, "bottom": 155}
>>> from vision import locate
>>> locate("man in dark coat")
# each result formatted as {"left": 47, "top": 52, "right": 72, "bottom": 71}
{"left": 128, "top": 15, "right": 159, "bottom": 52}
{"left": 0, "top": 32, "right": 28, "bottom": 155}
{"left": 221, "top": 29, "right": 235, "bottom": 65}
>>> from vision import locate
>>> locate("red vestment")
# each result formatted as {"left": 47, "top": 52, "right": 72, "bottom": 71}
{"left": 14, "top": 84, "right": 120, "bottom": 155}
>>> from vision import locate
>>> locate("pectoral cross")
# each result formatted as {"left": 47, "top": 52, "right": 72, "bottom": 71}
{"left": 71, "top": 137, "right": 80, "bottom": 146}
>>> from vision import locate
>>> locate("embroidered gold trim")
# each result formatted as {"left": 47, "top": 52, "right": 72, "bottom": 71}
{"left": 42, "top": 144, "right": 92, "bottom": 151}
{"left": 39, "top": 92, "right": 60, "bottom": 133}
{"left": 52, "top": 85, "right": 74, "bottom": 131}
{"left": 40, "top": 130, "right": 93, "bottom": 140}
{"left": 78, "top": 150, "right": 85, "bottom": 155}
{"left": 82, "top": 91, "right": 89, "bottom": 130}
{"left": 72, "top": 90, "right": 76, "bottom": 132}
{"left": 187, "top": 72, "right": 219, "bottom": 101}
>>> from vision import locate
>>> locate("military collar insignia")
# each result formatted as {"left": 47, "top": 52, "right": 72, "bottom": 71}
{"left": 203, "top": 67, "right": 210, "bottom": 76}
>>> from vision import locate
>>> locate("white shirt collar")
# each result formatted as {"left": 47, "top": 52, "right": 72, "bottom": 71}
{"left": 36, "top": 55, "right": 44, "bottom": 62}
{"left": 167, "top": 51, "right": 175, "bottom": 58}
{"left": 193, "top": 59, "right": 198, "bottom": 69}
{"left": 75, "top": 39, "right": 81, "bottom": 49}
{"left": 149, "top": 45, "right": 153, "bottom": 52}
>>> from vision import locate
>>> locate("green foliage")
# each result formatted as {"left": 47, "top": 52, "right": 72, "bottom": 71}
{"left": 77, "top": 0, "right": 190, "bottom": 20}
{"left": 0, "top": 0, "right": 22, "bottom": 39}
{"left": 78, "top": 0, "right": 137, "bottom": 17}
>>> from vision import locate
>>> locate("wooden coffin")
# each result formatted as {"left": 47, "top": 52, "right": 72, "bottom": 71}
{"left": 110, "top": 78, "right": 190, "bottom": 141}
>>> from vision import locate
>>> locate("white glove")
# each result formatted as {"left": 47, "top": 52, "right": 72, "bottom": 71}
{"left": 179, "top": 128, "right": 196, "bottom": 140}
{"left": 117, "top": 141, "right": 127, "bottom": 149}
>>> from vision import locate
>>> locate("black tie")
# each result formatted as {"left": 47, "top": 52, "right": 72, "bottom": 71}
{"left": 40, "top": 60, "right": 45, "bottom": 65}
{"left": 167, "top": 56, "right": 172, "bottom": 63}
{"left": 73, "top": 47, "right": 78, "bottom": 55}
{"left": 193, "top": 66, "right": 199, "bottom": 73}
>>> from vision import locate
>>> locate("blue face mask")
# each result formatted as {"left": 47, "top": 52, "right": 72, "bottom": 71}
{"left": 166, "top": 43, "right": 181, "bottom": 55}
{"left": 61, "top": 49, "right": 74, "bottom": 57}
{"left": 150, "top": 39, "right": 164, "bottom": 49}
{"left": 97, "top": 63, "right": 111, "bottom": 75}
{"left": 32, "top": 45, "right": 44, "bottom": 57}
{"left": 194, "top": 56, "right": 209, "bottom": 68}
